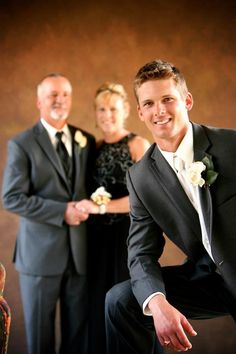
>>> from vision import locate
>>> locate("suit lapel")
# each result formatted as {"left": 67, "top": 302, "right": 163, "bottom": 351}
{"left": 193, "top": 123, "right": 213, "bottom": 242}
{"left": 69, "top": 126, "right": 82, "bottom": 196}
{"left": 150, "top": 146, "right": 201, "bottom": 241}
{"left": 33, "top": 121, "right": 71, "bottom": 192}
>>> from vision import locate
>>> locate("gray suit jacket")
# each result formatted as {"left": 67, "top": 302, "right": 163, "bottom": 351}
{"left": 127, "top": 123, "right": 236, "bottom": 305}
{"left": 2, "top": 121, "right": 96, "bottom": 276}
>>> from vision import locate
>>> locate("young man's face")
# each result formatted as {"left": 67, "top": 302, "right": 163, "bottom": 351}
{"left": 137, "top": 78, "right": 193, "bottom": 151}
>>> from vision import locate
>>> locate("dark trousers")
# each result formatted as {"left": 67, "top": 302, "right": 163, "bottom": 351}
{"left": 19, "top": 259, "right": 88, "bottom": 354}
{"left": 105, "top": 264, "right": 236, "bottom": 354}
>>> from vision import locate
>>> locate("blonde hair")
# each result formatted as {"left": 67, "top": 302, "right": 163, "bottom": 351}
{"left": 95, "top": 82, "right": 128, "bottom": 103}
{"left": 94, "top": 82, "right": 130, "bottom": 121}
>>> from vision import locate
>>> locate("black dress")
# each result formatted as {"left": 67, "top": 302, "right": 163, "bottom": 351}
{"left": 88, "top": 133, "right": 136, "bottom": 354}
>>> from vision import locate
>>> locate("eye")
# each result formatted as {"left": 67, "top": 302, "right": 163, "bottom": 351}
{"left": 50, "top": 93, "right": 58, "bottom": 98}
{"left": 143, "top": 101, "right": 153, "bottom": 107}
{"left": 97, "top": 107, "right": 105, "bottom": 112}
{"left": 163, "top": 97, "right": 173, "bottom": 103}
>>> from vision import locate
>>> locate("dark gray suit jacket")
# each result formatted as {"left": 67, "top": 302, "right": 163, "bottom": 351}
{"left": 127, "top": 123, "right": 236, "bottom": 306}
{"left": 2, "top": 121, "right": 96, "bottom": 276}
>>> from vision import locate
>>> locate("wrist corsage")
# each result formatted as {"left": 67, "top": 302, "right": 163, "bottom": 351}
{"left": 90, "top": 186, "right": 112, "bottom": 214}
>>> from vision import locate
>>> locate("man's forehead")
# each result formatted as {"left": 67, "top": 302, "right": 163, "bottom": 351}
{"left": 137, "top": 79, "right": 177, "bottom": 99}
{"left": 41, "top": 77, "right": 72, "bottom": 92}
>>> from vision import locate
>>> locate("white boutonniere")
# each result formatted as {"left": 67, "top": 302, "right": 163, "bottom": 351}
{"left": 74, "top": 130, "right": 87, "bottom": 148}
{"left": 90, "top": 186, "right": 112, "bottom": 205}
{"left": 187, "top": 156, "right": 218, "bottom": 187}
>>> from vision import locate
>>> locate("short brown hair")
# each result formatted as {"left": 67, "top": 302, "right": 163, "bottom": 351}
{"left": 133, "top": 59, "right": 188, "bottom": 101}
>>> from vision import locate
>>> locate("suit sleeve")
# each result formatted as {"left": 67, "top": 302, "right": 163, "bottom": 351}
{"left": 2, "top": 140, "right": 66, "bottom": 226}
{"left": 126, "top": 169, "right": 166, "bottom": 307}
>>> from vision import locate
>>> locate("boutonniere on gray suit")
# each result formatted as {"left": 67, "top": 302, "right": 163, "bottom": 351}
{"left": 74, "top": 130, "right": 87, "bottom": 152}
{"left": 186, "top": 155, "right": 218, "bottom": 188}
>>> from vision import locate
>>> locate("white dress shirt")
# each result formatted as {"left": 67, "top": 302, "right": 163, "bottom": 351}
{"left": 40, "top": 118, "right": 72, "bottom": 157}
{"left": 143, "top": 123, "right": 213, "bottom": 315}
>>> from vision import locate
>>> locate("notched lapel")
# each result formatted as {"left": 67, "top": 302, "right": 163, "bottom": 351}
{"left": 33, "top": 122, "right": 71, "bottom": 192}
{"left": 193, "top": 123, "right": 213, "bottom": 242}
{"left": 69, "top": 126, "right": 84, "bottom": 194}
{"left": 150, "top": 146, "right": 201, "bottom": 240}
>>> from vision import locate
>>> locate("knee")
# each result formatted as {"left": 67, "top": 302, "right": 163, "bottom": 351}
{"left": 105, "top": 280, "right": 133, "bottom": 318}
{"left": 105, "top": 282, "right": 122, "bottom": 313}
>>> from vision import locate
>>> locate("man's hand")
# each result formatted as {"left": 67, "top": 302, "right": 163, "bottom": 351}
{"left": 75, "top": 199, "right": 100, "bottom": 214}
{"left": 64, "top": 201, "right": 90, "bottom": 225}
{"left": 149, "top": 295, "right": 197, "bottom": 352}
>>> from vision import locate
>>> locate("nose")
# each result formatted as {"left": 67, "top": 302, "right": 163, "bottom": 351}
{"left": 103, "top": 109, "right": 112, "bottom": 118}
{"left": 154, "top": 104, "right": 166, "bottom": 117}
{"left": 55, "top": 95, "right": 67, "bottom": 104}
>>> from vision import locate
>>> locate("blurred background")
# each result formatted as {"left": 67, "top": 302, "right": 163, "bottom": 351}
{"left": 0, "top": 0, "right": 235, "bottom": 353}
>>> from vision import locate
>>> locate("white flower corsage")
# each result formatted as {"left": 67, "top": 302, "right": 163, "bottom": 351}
{"left": 187, "top": 156, "right": 218, "bottom": 187}
{"left": 90, "top": 186, "right": 112, "bottom": 205}
{"left": 74, "top": 130, "right": 87, "bottom": 148}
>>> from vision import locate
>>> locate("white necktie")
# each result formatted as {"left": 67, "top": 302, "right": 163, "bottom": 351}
{"left": 173, "top": 155, "right": 198, "bottom": 209}
{"left": 173, "top": 155, "right": 213, "bottom": 259}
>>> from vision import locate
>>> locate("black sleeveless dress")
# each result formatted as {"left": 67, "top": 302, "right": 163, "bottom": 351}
{"left": 88, "top": 133, "right": 136, "bottom": 354}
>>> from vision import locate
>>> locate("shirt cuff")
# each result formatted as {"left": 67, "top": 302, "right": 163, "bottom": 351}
{"left": 142, "top": 292, "right": 166, "bottom": 316}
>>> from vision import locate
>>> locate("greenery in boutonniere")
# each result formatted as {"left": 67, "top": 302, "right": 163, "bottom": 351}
{"left": 186, "top": 155, "right": 218, "bottom": 187}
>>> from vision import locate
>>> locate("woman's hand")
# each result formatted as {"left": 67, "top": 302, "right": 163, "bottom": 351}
{"left": 75, "top": 199, "right": 100, "bottom": 214}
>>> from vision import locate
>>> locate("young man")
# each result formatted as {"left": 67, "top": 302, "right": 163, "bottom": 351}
{"left": 105, "top": 60, "right": 236, "bottom": 353}
{"left": 2, "top": 73, "right": 96, "bottom": 354}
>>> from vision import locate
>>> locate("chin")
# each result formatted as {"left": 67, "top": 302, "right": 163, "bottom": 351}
{"left": 51, "top": 113, "right": 68, "bottom": 121}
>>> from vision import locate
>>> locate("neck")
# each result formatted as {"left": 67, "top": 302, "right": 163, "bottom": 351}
{"left": 103, "top": 128, "right": 129, "bottom": 143}
{"left": 155, "top": 123, "right": 190, "bottom": 152}
{"left": 155, "top": 136, "right": 184, "bottom": 152}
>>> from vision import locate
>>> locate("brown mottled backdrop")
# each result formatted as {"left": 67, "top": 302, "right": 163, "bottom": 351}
{"left": 0, "top": 0, "right": 235, "bottom": 353}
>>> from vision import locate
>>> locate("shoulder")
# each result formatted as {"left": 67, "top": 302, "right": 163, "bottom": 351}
{"left": 202, "top": 124, "right": 236, "bottom": 136}
{"left": 195, "top": 123, "right": 236, "bottom": 139}
{"left": 9, "top": 123, "right": 38, "bottom": 146}
{"left": 128, "top": 134, "right": 151, "bottom": 162}
{"left": 197, "top": 124, "right": 236, "bottom": 150}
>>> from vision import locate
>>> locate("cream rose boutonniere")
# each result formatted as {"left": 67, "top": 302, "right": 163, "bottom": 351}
{"left": 187, "top": 156, "right": 218, "bottom": 188}
{"left": 74, "top": 130, "right": 87, "bottom": 148}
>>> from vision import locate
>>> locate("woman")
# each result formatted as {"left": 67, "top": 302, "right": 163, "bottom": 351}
{"left": 88, "top": 82, "right": 150, "bottom": 354}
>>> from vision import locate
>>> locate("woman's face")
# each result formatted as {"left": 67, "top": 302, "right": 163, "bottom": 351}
{"left": 95, "top": 93, "right": 128, "bottom": 135}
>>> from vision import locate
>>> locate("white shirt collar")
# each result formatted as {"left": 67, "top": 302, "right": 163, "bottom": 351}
{"left": 40, "top": 118, "right": 72, "bottom": 155}
{"left": 41, "top": 118, "right": 71, "bottom": 141}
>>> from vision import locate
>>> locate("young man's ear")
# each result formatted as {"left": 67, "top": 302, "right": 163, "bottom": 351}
{"left": 137, "top": 105, "right": 144, "bottom": 121}
{"left": 185, "top": 92, "right": 194, "bottom": 111}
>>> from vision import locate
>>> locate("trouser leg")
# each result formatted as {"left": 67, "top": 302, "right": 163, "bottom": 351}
{"left": 19, "top": 273, "right": 61, "bottom": 354}
{"left": 162, "top": 265, "right": 234, "bottom": 319}
{"left": 105, "top": 266, "right": 234, "bottom": 354}
{"left": 59, "top": 263, "right": 88, "bottom": 354}
{"left": 105, "top": 280, "right": 163, "bottom": 354}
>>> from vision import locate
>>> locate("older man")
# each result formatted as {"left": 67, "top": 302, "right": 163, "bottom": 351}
{"left": 2, "top": 73, "right": 96, "bottom": 354}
